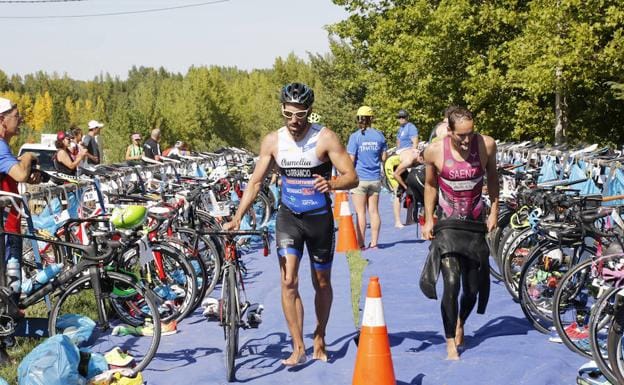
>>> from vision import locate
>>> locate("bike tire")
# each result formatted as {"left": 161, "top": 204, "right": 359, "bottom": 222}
{"left": 551, "top": 258, "right": 596, "bottom": 358}
{"left": 48, "top": 271, "right": 161, "bottom": 374}
{"left": 607, "top": 302, "right": 624, "bottom": 385}
{"left": 588, "top": 287, "right": 620, "bottom": 384}
{"left": 224, "top": 265, "right": 239, "bottom": 382}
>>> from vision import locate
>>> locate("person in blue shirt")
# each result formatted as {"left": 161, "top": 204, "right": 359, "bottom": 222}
{"left": 347, "top": 106, "right": 387, "bottom": 249}
{"left": 393, "top": 109, "right": 419, "bottom": 227}
{"left": 396, "top": 109, "right": 419, "bottom": 152}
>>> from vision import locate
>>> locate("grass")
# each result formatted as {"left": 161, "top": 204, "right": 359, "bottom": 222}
{"left": 346, "top": 250, "right": 368, "bottom": 328}
{"left": 0, "top": 301, "right": 49, "bottom": 385}
{"left": 0, "top": 290, "right": 96, "bottom": 385}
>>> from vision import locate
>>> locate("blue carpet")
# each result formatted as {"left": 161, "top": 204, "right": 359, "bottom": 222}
{"left": 140, "top": 193, "right": 584, "bottom": 384}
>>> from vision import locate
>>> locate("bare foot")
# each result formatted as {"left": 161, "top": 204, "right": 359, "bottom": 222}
{"left": 446, "top": 338, "right": 460, "bottom": 360}
{"left": 313, "top": 334, "right": 328, "bottom": 362}
{"left": 394, "top": 223, "right": 405, "bottom": 229}
{"left": 281, "top": 348, "right": 307, "bottom": 366}
{"left": 455, "top": 322, "right": 464, "bottom": 347}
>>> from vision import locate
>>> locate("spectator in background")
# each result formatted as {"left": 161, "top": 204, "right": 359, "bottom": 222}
{"left": 143, "top": 128, "right": 162, "bottom": 161}
{"left": 347, "top": 106, "right": 387, "bottom": 249}
{"left": 83, "top": 120, "right": 103, "bottom": 165}
{"left": 0, "top": 98, "right": 42, "bottom": 303}
{"left": 54, "top": 131, "right": 87, "bottom": 176}
{"left": 125, "top": 133, "right": 143, "bottom": 161}
{"left": 68, "top": 126, "right": 82, "bottom": 158}
{"left": 394, "top": 109, "right": 419, "bottom": 227}
{"left": 163, "top": 141, "right": 191, "bottom": 158}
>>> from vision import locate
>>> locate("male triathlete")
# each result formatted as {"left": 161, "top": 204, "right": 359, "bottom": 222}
{"left": 420, "top": 107, "right": 499, "bottom": 360}
{"left": 224, "top": 83, "right": 358, "bottom": 365}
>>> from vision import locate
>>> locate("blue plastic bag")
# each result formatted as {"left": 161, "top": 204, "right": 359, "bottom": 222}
{"left": 603, "top": 168, "right": 624, "bottom": 206}
{"left": 56, "top": 314, "right": 96, "bottom": 346}
{"left": 18, "top": 334, "right": 86, "bottom": 385}
{"left": 67, "top": 191, "right": 80, "bottom": 219}
{"left": 568, "top": 163, "right": 601, "bottom": 195}
{"left": 31, "top": 205, "right": 58, "bottom": 236}
{"left": 85, "top": 352, "right": 108, "bottom": 380}
{"left": 0, "top": 377, "right": 8, "bottom": 385}
{"left": 196, "top": 165, "right": 207, "bottom": 178}
{"left": 538, "top": 156, "right": 558, "bottom": 183}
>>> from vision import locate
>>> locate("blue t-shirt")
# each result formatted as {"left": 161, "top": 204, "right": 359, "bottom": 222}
{"left": 347, "top": 128, "right": 387, "bottom": 181}
{"left": 397, "top": 121, "right": 418, "bottom": 150}
{"left": 0, "top": 139, "right": 20, "bottom": 232}
{"left": 0, "top": 139, "right": 18, "bottom": 175}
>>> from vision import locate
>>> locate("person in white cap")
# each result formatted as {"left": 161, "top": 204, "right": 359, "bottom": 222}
{"left": 83, "top": 120, "right": 103, "bottom": 165}
{"left": 0, "top": 98, "right": 43, "bottom": 291}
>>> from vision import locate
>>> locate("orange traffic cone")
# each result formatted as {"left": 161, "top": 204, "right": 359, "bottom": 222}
{"left": 333, "top": 190, "right": 348, "bottom": 219}
{"left": 352, "top": 276, "right": 396, "bottom": 385}
{"left": 353, "top": 277, "right": 396, "bottom": 385}
{"left": 336, "top": 200, "right": 359, "bottom": 252}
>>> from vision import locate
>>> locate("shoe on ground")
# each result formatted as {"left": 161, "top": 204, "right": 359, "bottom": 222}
{"left": 104, "top": 347, "right": 135, "bottom": 368}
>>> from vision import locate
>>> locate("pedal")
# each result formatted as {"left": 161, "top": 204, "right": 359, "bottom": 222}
{"left": 246, "top": 303, "right": 264, "bottom": 328}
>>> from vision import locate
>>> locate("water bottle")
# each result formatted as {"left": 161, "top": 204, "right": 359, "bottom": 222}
{"left": 6, "top": 257, "right": 21, "bottom": 295}
{"left": 21, "top": 263, "right": 63, "bottom": 295}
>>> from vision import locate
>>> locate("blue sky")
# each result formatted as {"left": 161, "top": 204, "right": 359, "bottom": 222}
{"left": 1, "top": 0, "right": 348, "bottom": 80}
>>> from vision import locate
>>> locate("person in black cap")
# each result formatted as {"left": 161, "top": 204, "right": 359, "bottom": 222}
{"left": 393, "top": 109, "right": 419, "bottom": 227}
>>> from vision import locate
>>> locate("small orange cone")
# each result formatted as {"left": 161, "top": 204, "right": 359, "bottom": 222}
{"left": 352, "top": 276, "right": 396, "bottom": 385}
{"left": 333, "top": 190, "right": 348, "bottom": 219}
{"left": 336, "top": 200, "right": 359, "bottom": 252}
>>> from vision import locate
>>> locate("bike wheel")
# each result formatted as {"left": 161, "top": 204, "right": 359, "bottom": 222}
{"left": 174, "top": 228, "right": 222, "bottom": 298}
{"left": 518, "top": 242, "right": 594, "bottom": 333}
{"left": 49, "top": 270, "right": 161, "bottom": 374}
{"left": 223, "top": 265, "right": 239, "bottom": 382}
{"left": 501, "top": 227, "right": 537, "bottom": 300}
{"left": 588, "top": 287, "right": 620, "bottom": 385}
{"left": 253, "top": 191, "right": 272, "bottom": 229}
{"left": 551, "top": 258, "right": 597, "bottom": 358}
{"left": 487, "top": 227, "right": 505, "bottom": 281}
{"left": 607, "top": 301, "right": 624, "bottom": 385}
{"left": 121, "top": 243, "right": 198, "bottom": 323}
{"left": 164, "top": 235, "right": 210, "bottom": 312}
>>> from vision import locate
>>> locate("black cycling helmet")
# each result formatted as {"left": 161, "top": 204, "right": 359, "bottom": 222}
{"left": 397, "top": 109, "right": 409, "bottom": 119}
{"left": 281, "top": 82, "right": 314, "bottom": 108}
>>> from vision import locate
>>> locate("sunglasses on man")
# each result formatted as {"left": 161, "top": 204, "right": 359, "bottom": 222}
{"left": 282, "top": 107, "right": 310, "bottom": 120}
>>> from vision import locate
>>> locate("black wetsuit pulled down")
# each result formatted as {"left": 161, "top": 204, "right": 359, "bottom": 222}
{"left": 436, "top": 136, "right": 486, "bottom": 338}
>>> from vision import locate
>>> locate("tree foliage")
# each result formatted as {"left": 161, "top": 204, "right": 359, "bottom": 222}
{"left": 328, "top": 0, "right": 624, "bottom": 145}
{"left": 1, "top": 0, "right": 622, "bottom": 158}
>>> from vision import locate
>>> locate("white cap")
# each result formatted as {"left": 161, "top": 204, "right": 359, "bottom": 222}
{"left": 87, "top": 120, "right": 104, "bottom": 129}
{"left": 0, "top": 98, "right": 14, "bottom": 114}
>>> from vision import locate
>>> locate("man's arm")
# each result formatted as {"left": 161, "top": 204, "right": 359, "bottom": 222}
{"left": 421, "top": 142, "right": 440, "bottom": 240}
{"left": 393, "top": 155, "right": 413, "bottom": 190}
{"left": 8, "top": 153, "right": 35, "bottom": 182}
{"left": 484, "top": 136, "right": 499, "bottom": 232}
{"left": 411, "top": 124, "right": 419, "bottom": 149}
{"left": 316, "top": 129, "right": 358, "bottom": 192}
{"left": 82, "top": 137, "right": 98, "bottom": 163}
{"left": 225, "top": 132, "right": 276, "bottom": 229}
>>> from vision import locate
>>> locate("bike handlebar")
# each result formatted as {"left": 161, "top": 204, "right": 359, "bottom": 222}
{"left": 202, "top": 228, "right": 271, "bottom": 256}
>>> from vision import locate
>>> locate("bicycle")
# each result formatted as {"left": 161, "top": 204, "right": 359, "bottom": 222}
{"left": 202, "top": 228, "right": 269, "bottom": 382}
